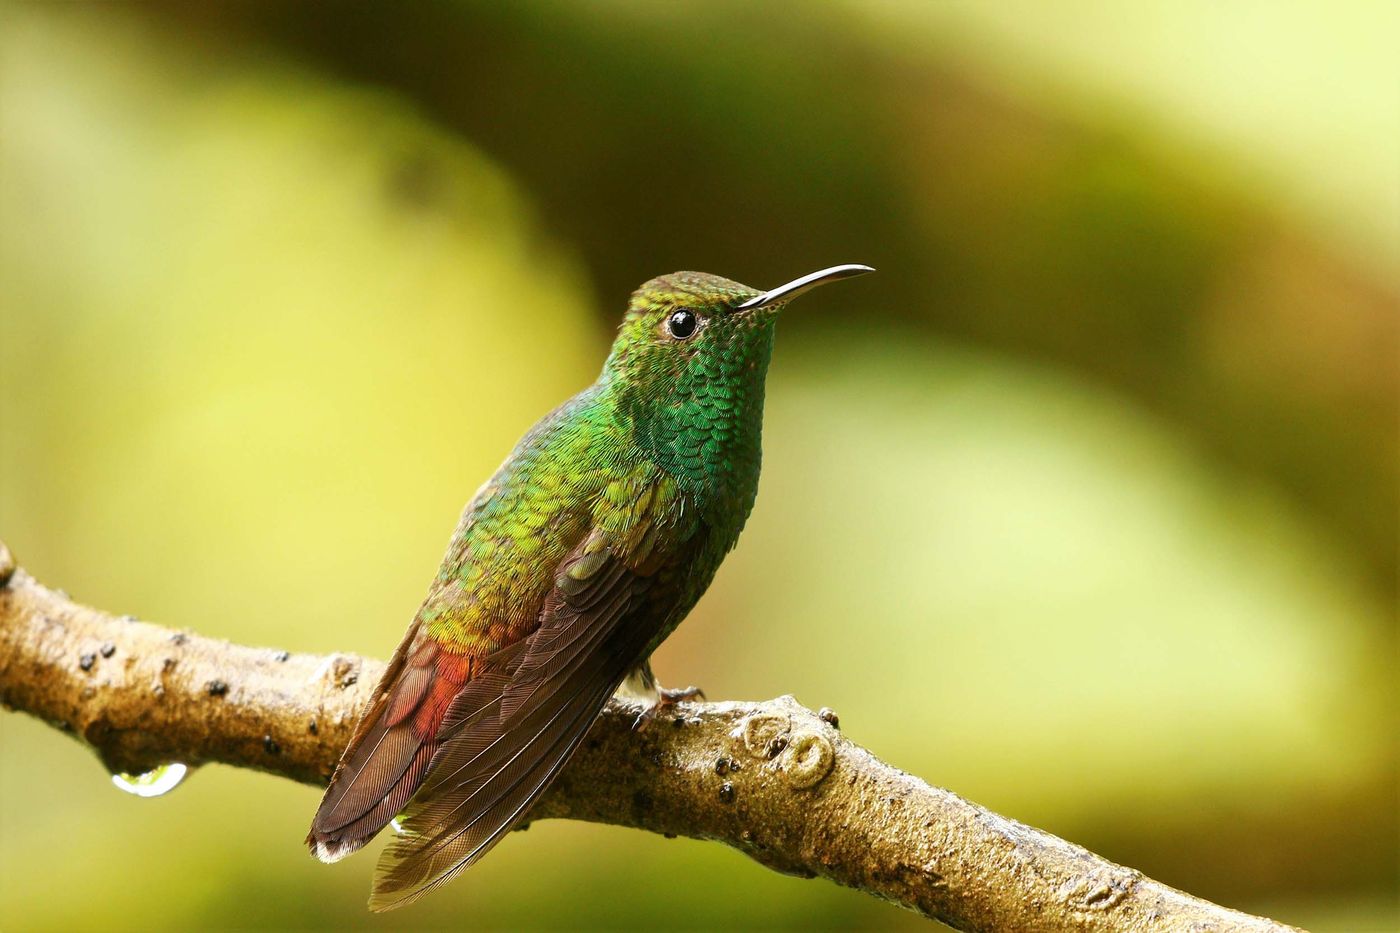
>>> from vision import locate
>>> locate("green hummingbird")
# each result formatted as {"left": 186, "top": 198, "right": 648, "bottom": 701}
{"left": 307, "top": 264, "right": 874, "bottom": 910}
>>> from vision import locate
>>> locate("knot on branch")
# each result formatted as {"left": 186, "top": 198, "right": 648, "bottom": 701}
{"left": 732, "top": 700, "right": 836, "bottom": 789}
{"left": 1064, "top": 866, "right": 1142, "bottom": 914}
{"left": 781, "top": 731, "right": 835, "bottom": 789}
{"left": 311, "top": 653, "right": 362, "bottom": 690}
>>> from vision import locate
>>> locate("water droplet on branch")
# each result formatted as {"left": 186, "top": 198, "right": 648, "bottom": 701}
{"left": 111, "top": 763, "right": 188, "bottom": 798}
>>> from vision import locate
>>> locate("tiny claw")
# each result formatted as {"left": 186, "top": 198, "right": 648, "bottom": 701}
{"left": 659, "top": 685, "right": 705, "bottom": 703}
{"left": 631, "top": 684, "right": 705, "bottom": 730}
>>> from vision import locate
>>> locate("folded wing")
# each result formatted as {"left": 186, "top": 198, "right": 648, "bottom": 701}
{"left": 306, "top": 622, "right": 490, "bottom": 863}
{"left": 365, "top": 529, "right": 658, "bottom": 911}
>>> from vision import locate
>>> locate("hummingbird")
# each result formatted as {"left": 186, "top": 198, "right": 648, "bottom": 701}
{"left": 307, "top": 264, "right": 874, "bottom": 910}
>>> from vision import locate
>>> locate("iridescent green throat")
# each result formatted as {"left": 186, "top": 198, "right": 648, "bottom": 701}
{"left": 598, "top": 271, "right": 778, "bottom": 526}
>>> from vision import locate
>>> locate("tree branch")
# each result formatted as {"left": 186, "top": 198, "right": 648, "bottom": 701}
{"left": 0, "top": 540, "right": 1297, "bottom": 932}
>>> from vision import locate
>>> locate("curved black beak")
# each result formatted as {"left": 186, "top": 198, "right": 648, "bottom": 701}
{"left": 736, "top": 264, "right": 875, "bottom": 311}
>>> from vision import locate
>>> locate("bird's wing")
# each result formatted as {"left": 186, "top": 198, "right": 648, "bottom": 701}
{"left": 365, "top": 525, "right": 670, "bottom": 911}
{"left": 305, "top": 610, "right": 497, "bottom": 864}
{"left": 307, "top": 397, "right": 605, "bottom": 864}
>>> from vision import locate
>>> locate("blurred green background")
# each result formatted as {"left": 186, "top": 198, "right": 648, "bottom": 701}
{"left": 1, "top": 2, "right": 1395, "bottom": 930}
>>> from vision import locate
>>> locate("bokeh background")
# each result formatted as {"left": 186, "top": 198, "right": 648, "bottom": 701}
{"left": 2, "top": 2, "right": 1396, "bottom": 930}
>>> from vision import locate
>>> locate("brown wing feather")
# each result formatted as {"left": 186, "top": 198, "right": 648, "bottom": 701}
{"left": 367, "top": 535, "right": 655, "bottom": 911}
{"left": 307, "top": 630, "right": 476, "bottom": 860}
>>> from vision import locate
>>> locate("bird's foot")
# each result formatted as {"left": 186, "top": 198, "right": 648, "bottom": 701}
{"left": 659, "top": 684, "right": 705, "bottom": 704}
{"left": 631, "top": 684, "right": 706, "bottom": 730}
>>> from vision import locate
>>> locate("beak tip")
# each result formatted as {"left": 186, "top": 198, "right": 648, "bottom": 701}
{"left": 737, "top": 263, "right": 876, "bottom": 310}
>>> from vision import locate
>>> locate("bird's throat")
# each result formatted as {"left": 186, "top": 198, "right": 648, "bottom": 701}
{"left": 609, "top": 327, "right": 773, "bottom": 523}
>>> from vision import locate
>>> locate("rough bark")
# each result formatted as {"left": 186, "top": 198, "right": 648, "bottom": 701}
{"left": 0, "top": 540, "right": 1299, "bottom": 932}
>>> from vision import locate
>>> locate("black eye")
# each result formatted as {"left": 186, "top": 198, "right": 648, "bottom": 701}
{"left": 666, "top": 309, "right": 699, "bottom": 339}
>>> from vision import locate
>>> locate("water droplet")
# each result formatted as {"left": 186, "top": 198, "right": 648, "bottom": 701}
{"left": 390, "top": 817, "right": 407, "bottom": 836}
{"left": 111, "top": 763, "right": 188, "bottom": 798}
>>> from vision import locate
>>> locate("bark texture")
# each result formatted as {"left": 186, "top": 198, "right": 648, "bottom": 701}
{"left": 0, "top": 541, "right": 1300, "bottom": 932}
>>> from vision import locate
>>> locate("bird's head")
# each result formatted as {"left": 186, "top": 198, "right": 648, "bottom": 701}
{"left": 599, "top": 264, "right": 873, "bottom": 493}
{"left": 601, "top": 264, "right": 873, "bottom": 402}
